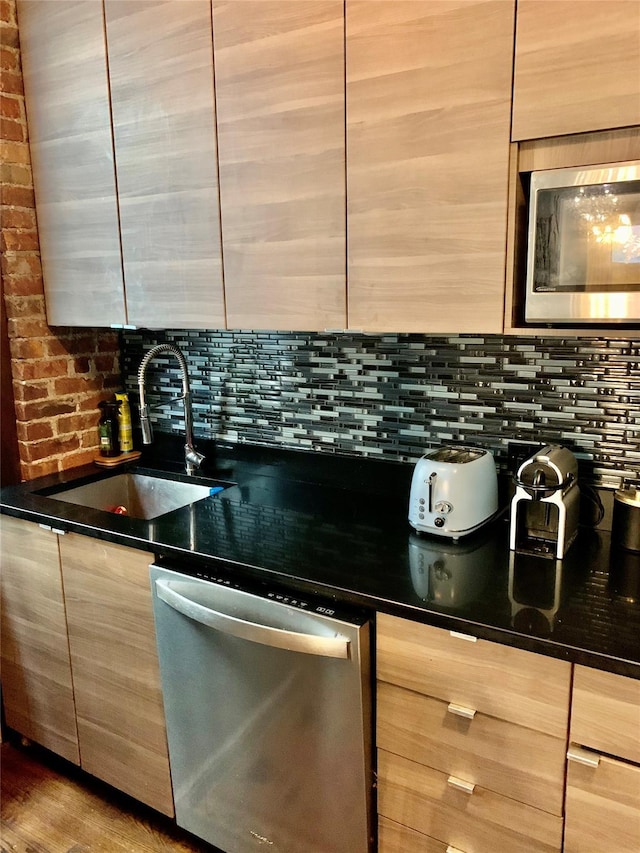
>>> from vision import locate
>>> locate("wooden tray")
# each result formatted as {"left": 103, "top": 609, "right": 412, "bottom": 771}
{"left": 94, "top": 450, "right": 141, "bottom": 468}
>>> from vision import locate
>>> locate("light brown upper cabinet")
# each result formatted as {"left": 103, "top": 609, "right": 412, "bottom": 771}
{"left": 213, "top": 1, "right": 346, "bottom": 330}
{"left": 18, "top": 0, "right": 127, "bottom": 326}
{"left": 19, "top": 0, "right": 224, "bottom": 330}
{"left": 104, "top": 0, "right": 225, "bottom": 329}
{"left": 512, "top": 0, "right": 640, "bottom": 141}
{"left": 346, "top": 0, "right": 515, "bottom": 333}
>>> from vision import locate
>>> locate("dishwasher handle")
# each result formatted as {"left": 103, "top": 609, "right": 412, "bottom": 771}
{"left": 155, "top": 578, "right": 351, "bottom": 660}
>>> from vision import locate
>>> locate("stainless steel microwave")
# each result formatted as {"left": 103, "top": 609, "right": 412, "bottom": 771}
{"left": 525, "top": 161, "right": 640, "bottom": 324}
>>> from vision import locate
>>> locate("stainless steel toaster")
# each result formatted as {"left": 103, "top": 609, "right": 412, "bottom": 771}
{"left": 409, "top": 446, "right": 499, "bottom": 539}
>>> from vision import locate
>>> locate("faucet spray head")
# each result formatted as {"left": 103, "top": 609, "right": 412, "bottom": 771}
{"left": 140, "top": 405, "right": 154, "bottom": 444}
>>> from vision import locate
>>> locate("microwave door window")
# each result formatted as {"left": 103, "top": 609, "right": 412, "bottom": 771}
{"left": 534, "top": 182, "right": 640, "bottom": 294}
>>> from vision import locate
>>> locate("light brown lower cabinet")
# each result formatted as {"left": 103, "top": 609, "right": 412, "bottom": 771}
{"left": 376, "top": 614, "right": 569, "bottom": 853}
{"left": 564, "top": 752, "right": 640, "bottom": 853}
{"left": 564, "top": 665, "right": 640, "bottom": 853}
{"left": 0, "top": 515, "right": 79, "bottom": 764}
{"left": 377, "top": 680, "right": 566, "bottom": 816}
{"left": 378, "top": 815, "right": 448, "bottom": 853}
{"left": 0, "top": 517, "right": 173, "bottom": 817}
{"left": 59, "top": 533, "right": 173, "bottom": 816}
{"left": 570, "top": 666, "right": 640, "bottom": 765}
{"left": 378, "top": 748, "right": 563, "bottom": 853}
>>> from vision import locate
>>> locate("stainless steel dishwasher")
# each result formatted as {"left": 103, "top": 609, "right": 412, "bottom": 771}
{"left": 150, "top": 563, "right": 373, "bottom": 853}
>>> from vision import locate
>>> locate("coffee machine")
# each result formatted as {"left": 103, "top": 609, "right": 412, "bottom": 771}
{"left": 509, "top": 445, "right": 580, "bottom": 559}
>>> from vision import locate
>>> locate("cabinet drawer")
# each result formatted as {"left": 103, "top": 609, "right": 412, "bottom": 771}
{"left": 377, "top": 614, "right": 570, "bottom": 737}
{"left": 379, "top": 816, "right": 447, "bottom": 853}
{"left": 571, "top": 665, "right": 640, "bottom": 763}
{"left": 564, "top": 750, "right": 640, "bottom": 852}
{"left": 378, "top": 748, "right": 563, "bottom": 853}
{"left": 377, "top": 681, "right": 565, "bottom": 815}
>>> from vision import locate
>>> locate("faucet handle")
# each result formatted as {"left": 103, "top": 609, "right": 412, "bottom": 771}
{"left": 185, "top": 444, "right": 205, "bottom": 473}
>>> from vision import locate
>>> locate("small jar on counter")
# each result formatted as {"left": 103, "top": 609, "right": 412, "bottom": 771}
{"left": 612, "top": 487, "right": 640, "bottom": 552}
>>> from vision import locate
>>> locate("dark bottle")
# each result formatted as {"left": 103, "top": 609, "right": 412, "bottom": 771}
{"left": 97, "top": 399, "right": 121, "bottom": 457}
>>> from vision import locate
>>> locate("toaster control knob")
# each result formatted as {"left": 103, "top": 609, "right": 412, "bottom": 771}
{"left": 435, "top": 501, "right": 453, "bottom": 514}
{"left": 434, "top": 516, "right": 445, "bottom": 528}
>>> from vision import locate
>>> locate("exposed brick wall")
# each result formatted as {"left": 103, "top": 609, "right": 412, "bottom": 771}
{"left": 1, "top": 0, "right": 121, "bottom": 480}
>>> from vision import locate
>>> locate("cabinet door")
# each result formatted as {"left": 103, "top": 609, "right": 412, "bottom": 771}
{"left": 377, "top": 614, "right": 571, "bottom": 738}
{"left": 0, "top": 517, "right": 79, "bottom": 763}
{"left": 571, "top": 665, "right": 640, "bottom": 765}
{"left": 512, "top": 0, "right": 640, "bottom": 141}
{"left": 378, "top": 680, "right": 566, "bottom": 816}
{"left": 59, "top": 534, "right": 173, "bottom": 816}
{"left": 105, "top": 0, "right": 226, "bottom": 329}
{"left": 214, "top": 1, "right": 346, "bottom": 330}
{"left": 379, "top": 816, "right": 447, "bottom": 853}
{"left": 346, "top": 0, "right": 514, "bottom": 333}
{"left": 378, "top": 749, "right": 563, "bottom": 853}
{"left": 17, "top": 0, "right": 126, "bottom": 326}
{"left": 565, "top": 752, "right": 640, "bottom": 853}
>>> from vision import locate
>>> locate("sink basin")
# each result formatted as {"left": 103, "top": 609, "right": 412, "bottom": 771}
{"left": 46, "top": 472, "right": 220, "bottom": 520}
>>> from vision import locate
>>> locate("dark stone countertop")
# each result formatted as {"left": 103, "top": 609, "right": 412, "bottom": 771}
{"left": 2, "top": 437, "right": 639, "bottom": 679}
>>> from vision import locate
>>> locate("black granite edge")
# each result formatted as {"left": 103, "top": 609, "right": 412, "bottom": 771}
{"left": 369, "top": 600, "right": 640, "bottom": 680}
{"left": 0, "top": 502, "right": 159, "bottom": 554}
{"left": 148, "top": 540, "right": 640, "bottom": 679}
{"left": 2, "top": 442, "right": 639, "bottom": 680}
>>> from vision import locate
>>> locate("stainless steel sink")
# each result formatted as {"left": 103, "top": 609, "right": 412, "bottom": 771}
{"left": 46, "top": 472, "right": 220, "bottom": 520}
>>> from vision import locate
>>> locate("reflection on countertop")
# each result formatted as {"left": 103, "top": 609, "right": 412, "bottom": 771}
{"left": 609, "top": 545, "right": 640, "bottom": 604}
{"left": 408, "top": 529, "right": 495, "bottom": 609}
{"left": 508, "top": 552, "right": 563, "bottom": 637}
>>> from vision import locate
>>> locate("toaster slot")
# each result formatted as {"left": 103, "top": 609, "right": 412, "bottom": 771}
{"left": 428, "top": 472, "right": 437, "bottom": 514}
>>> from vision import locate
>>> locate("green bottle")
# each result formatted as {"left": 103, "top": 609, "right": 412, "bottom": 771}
{"left": 98, "top": 400, "right": 120, "bottom": 457}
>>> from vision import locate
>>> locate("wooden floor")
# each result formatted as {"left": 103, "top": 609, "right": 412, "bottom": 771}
{"left": 0, "top": 740, "right": 220, "bottom": 853}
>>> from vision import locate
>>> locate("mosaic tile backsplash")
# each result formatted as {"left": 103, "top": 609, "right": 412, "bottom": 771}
{"left": 121, "top": 331, "right": 640, "bottom": 488}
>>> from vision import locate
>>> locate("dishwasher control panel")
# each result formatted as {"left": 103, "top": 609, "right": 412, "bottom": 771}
{"left": 193, "top": 569, "right": 324, "bottom": 612}
{"left": 193, "top": 568, "right": 338, "bottom": 616}
{"left": 156, "top": 559, "right": 368, "bottom": 625}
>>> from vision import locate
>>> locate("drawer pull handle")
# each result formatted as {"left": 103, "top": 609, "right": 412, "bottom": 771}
{"left": 447, "top": 703, "right": 476, "bottom": 720}
{"left": 446, "top": 847, "right": 467, "bottom": 853}
{"left": 447, "top": 775, "right": 475, "bottom": 794}
{"left": 38, "top": 524, "right": 66, "bottom": 535}
{"left": 449, "top": 631, "right": 477, "bottom": 642}
{"left": 567, "top": 746, "right": 601, "bottom": 768}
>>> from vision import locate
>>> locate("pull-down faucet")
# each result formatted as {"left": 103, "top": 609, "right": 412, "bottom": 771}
{"left": 137, "top": 343, "right": 205, "bottom": 475}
